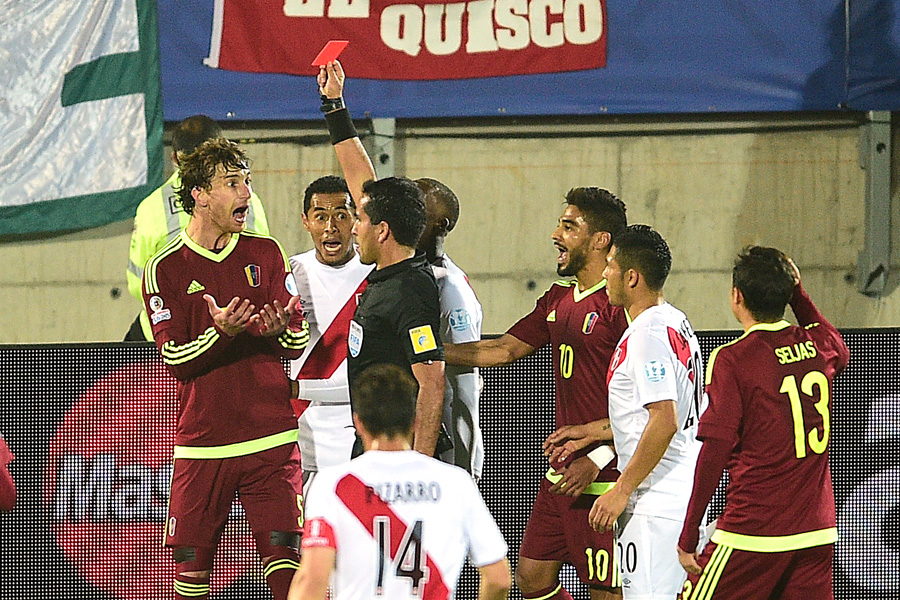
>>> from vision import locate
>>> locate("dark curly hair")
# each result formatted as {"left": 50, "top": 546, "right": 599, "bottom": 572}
{"left": 175, "top": 138, "right": 250, "bottom": 215}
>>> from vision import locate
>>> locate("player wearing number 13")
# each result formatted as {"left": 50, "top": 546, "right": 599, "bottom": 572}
{"left": 676, "top": 247, "right": 850, "bottom": 600}
{"left": 288, "top": 364, "right": 510, "bottom": 600}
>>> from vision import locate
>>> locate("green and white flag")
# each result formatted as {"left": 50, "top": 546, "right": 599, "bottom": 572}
{"left": 0, "top": 0, "right": 163, "bottom": 236}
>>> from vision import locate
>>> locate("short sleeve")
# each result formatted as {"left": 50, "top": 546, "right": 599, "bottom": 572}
{"left": 394, "top": 274, "right": 444, "bottom": 365}
{"left": 439, "top": 276, "right": 481, "bottom": 345}
{"left": 506, "top": 289, "right": 551, "bottom": 349}
{"left": 629, "top": 329, "right": 679, "bottom": 408}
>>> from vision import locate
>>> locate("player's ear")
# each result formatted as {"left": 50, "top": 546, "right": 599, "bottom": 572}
{"left": 592, "top": 231, "right": 611, "bottom": 252}
{"left": 626, "top": 267, "right": 640, "bottom": 290}
{"left": 191, "top": 186, "right": 206, "bottom": 208}
{"left": 376, "top": 221, "right": 390, "bottom": 244}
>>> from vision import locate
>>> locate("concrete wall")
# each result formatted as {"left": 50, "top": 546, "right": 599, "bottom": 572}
{"left": 1, "top": 114, "right": 897, "bottom": 343}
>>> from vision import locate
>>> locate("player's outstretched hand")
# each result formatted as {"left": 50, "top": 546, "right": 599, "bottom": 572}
{"left": 204, "top": 294, "right": 257, "bottom": 337}
{"left": 257, "top": 295, "right": 301, "bottom": 337}
{"left": 548, "top": 456, "right": 599, "bottom": 498}
{"left": 677, "top": 545, "right": 702, "bottom": 575}
{"left": 588, "top": 486, "right": 628, "bottom": 533}
{"left": 318, "top": 60, "right": 345, "bottom": 99}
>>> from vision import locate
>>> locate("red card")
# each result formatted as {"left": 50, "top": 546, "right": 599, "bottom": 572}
{"left": 311, "top": 40, "right": 349, "bottom": 67}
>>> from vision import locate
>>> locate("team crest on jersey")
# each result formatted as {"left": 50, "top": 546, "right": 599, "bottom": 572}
{"left": 244, "top": 264, "right": 261, "bottom": 287}
{"left": 285, "top": 272, "right": 298, "bottom": 296}
{"left": 582, "top": 312, "right": 599, "bottom": 334}
{"left": 449, "top": 309, "right": 471, "bottom": 332}
{"left": 607, "top": 340, "right": 628, "bottom": 386}
{"left": 348, "top": 320, "right": 363, "bottom": 357}
{"left": 643, "top": 361, "right": 667, "bottom": 383}
{"left": 409, "top": 325, "right": 437, "bottom": 354}
{"left": 149, "top": 295, "right": 171, "bottom": 325}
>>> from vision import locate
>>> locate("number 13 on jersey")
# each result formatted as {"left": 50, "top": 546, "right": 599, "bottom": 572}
{"left": 780, "top": 370, "right": 830, "bottom": 459}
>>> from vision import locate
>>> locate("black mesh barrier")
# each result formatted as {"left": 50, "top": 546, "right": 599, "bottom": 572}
{"left": 1, "top": 332, "right": 897, "bottom": 599}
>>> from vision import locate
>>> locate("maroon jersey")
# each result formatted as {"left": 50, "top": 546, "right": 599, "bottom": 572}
{"left": 508, "top": 279, "right": 627, "bottom": 473}
{"left": 143, "top": 230, "right": 309, "bottom": 453}
{"left": 699, "top": 286, "right": 849, "bottom": 547}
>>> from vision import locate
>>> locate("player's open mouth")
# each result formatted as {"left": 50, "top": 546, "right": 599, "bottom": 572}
{"left": 555, "top": 243, "right": 568, "bottom": 265}
{"left": 323, "top": 240, "right": 343, "bottom": 253}
{"left": 233, "top": 206, "right": 248, "bottom": 223}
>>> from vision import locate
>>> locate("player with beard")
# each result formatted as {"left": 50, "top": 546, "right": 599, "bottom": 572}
{"left": 445, "top": 188, "right": 628, "bottom": 600}
{"left": 288, "top": 175, "right": 374, "bottom": 492}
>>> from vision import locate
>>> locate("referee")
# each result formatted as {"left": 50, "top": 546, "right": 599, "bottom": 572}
{"left": 345, "top": 176, "right": 447, "bottom": 457}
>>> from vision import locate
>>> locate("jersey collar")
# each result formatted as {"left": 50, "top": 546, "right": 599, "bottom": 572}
{"left": 181, "top": 229, "right": 240, "bottom": 262}
{"left": 368, "top": 251, "right": 428, "bottom": 284}
{"left": 572, "top": 278, "right": 607, "bottom": 303}
{"left": 745, "top": 320, "right": 791, "bottom": 335}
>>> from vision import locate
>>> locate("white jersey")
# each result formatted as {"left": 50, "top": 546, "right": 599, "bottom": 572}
{"left": 289, "top": 249, "right": 373, "bottom": 473}
{"left": 606, "top": 302, "right": 706, "bottom": 521}
{"left": 433, "top": 253, "right": 485, "bottom": 479}
{"left": 303, "top": 450, "right": 508, "bottom": 600}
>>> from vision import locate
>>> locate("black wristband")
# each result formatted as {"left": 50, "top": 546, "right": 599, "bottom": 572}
{"left": 319, "top": 95, "right": 345, "bottom": 113}
{"left": 324, "top": 107, "right": 358, "bottom": 145}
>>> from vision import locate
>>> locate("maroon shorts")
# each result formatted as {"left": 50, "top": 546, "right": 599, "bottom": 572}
{"left": 679, "top": 541, "right": 833, "bottom": 600}
{"left": 519, "top": 477, "right": 618, "bottom": 588}
{"left": 165, "top": 443, "right": 304, "bottom": 550}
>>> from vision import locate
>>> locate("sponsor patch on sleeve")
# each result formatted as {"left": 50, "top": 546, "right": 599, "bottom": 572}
{"left": 409, "top": 325, "right": 438, "bottom": 354}
{"left": 285, "top": 272, "right": 299, "bottom": 296}
{"left": 149, "top": 295, "right": 171, "bottom": 325}
{"left": 643, "top": 360, "right": 667, "bottom": 383}
{"left": 348, "top": 320, "right": 363, "bottom": 358}
{"left": 449, "top": 308, "right": 471, "bottom": 332}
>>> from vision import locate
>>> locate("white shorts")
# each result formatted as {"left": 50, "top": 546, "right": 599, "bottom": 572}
{"left": 616, "top": 512, "right": 686, "bottom": 600}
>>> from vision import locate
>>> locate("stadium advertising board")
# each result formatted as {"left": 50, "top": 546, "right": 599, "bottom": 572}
{"left": 0, "top": 335, "right": 897, "bottom": 599}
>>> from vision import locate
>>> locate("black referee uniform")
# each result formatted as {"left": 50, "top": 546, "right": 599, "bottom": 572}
{"left": 347, "top": 252, "right": 447, "bottom": 455}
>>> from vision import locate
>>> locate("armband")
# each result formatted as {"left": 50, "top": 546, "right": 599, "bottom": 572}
{"left": 324, "top": 107, "right": 358, "bottom": 145}
{"left": 320, "top": 94, "right": 345, "bottom": 113}
{"left": 587, "top": 445, "right": 615, "bottom": 470}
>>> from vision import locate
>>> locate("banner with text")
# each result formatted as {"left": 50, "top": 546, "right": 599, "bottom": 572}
{"left": 0, "top": 0, "right": 164, "bottom": 237}
{"left": 160, "top": 0, "right": 900, "bottom": 121}
{"left": 205, "top": 0, "right": 607, "bottom": 80}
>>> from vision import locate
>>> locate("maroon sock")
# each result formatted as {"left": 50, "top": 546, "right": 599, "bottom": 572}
{"left": 174, "top": 573, "right": 209, "bottom": 600}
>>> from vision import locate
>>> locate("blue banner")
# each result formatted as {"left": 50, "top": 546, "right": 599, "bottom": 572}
{"left": 158, "top": 0, "right": 900, "bottom": 121}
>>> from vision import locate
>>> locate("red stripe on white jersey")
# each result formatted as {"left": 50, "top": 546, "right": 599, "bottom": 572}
{"left": 297, "top": 279, "right": 367, "bottom": 381}
{"left": 335, "top": 473, "right": 451, "bottom": 600}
